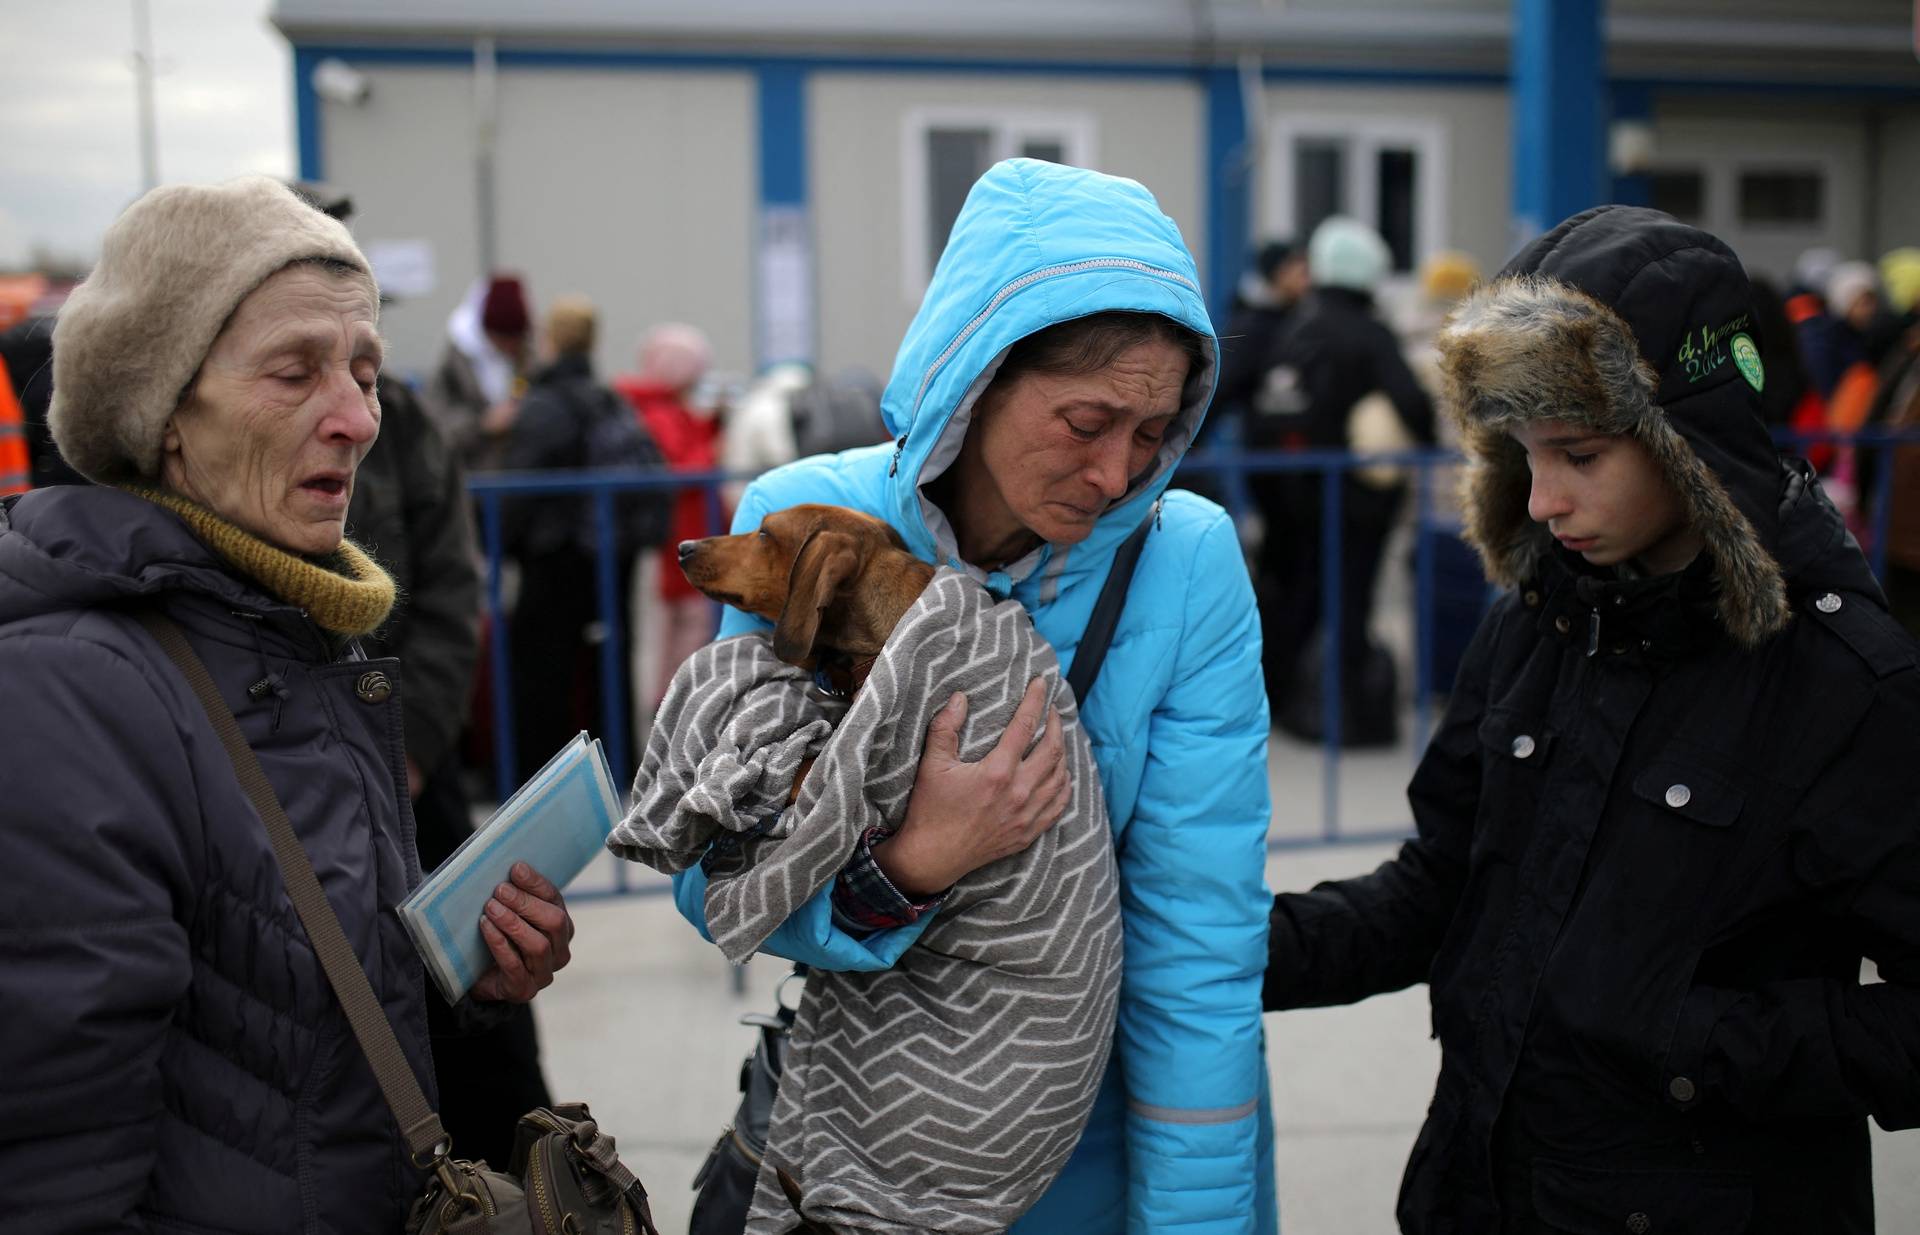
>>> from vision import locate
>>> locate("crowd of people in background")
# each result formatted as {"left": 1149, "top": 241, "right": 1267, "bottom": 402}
{"left": 4, "top": 203, "right": 1919, "bottom": 777}
{"left": 1203, "top": 218, "right": 1920, "bottom": 741}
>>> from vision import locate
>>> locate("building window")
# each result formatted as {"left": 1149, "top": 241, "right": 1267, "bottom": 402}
{"left": 1267, "top": 117, "right": 1447, "bottom": 278}
{"left": 904, "top": 110, "right": 1096, "bottom": 300}
{"left": 1738, "top": 170, "right": 1823, "bottom": 227}
{"left": 1649, "top": 169, "right": 1706, "bottom": 225}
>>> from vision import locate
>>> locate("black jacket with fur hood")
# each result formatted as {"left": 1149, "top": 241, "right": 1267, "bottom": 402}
{"left": 1265, "top": 207, "right": 1920, "bottom": 1234}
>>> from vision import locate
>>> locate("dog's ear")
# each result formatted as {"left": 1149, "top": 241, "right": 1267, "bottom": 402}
{"left": 772, "top": 529, "right": 860, "bottom": 665}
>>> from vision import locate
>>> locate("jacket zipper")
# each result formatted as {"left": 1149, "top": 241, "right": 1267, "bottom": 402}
{"left": 889, "top": 256, "right": 1201, "bottom": 480}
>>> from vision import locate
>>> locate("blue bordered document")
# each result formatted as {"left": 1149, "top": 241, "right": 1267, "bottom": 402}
{"left": 399, "top": 732, "right": 621, "bottom": 1004}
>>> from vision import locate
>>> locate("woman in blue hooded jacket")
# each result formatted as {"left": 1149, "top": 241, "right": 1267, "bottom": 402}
{"left": 674, "top": 159, "right": 1276, "bottom": 1233}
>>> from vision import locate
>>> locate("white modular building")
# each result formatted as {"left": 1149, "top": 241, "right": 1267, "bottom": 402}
{"left": 271, "top": 0, "right": 1920, "bottom": 383}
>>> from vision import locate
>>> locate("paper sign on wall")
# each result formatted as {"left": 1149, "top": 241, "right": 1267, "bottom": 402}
{"left": 365, "top": 240, "right": 437, "bottom": 300}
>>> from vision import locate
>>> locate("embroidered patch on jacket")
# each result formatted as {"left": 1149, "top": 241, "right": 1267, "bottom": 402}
{"left": 1675, "top": 313, "right": 1752, "bottom": 384}
{"left": 1731, "top": 333, "right": 1764, "bottom": 392}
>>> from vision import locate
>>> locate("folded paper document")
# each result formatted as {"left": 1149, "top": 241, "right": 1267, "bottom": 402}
{"left": 399, "top": 732, "right": 623, "bottom": 1003}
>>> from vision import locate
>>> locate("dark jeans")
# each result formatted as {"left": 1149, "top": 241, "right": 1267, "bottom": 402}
{"left": 508, "top": 546, "right": 634, "bottom": 783}
{"left": 1253, "top": 473, "right": 1406, "bottom": 707}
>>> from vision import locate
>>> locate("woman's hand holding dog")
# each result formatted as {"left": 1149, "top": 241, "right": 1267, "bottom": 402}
{"left": 877, "top": 678, "right": 1071, "bottom": 899}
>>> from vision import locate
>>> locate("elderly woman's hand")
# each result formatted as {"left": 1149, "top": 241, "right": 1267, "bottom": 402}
{"left": 875, "top": 678, "right": 1070, "bottom": 899}
{"left": 471, "top": 861, "right": 575, "bottom": 1002}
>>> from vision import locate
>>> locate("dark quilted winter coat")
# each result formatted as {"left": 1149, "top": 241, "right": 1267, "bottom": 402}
{"left": 0, "top": 485, "right": 433, "bottom": 1234}
{"left": 1266, "top": 209, "right": 1920, "bottom": 1234}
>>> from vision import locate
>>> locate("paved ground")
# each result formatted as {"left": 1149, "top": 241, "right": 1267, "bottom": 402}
{"left": 527, "top": 727, "right": 1920, "bottom": 1233}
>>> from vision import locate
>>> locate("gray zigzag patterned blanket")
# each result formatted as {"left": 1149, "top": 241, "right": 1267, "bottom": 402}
{"left": 608, "top": 567, "right": 1123, "bottom": 1233}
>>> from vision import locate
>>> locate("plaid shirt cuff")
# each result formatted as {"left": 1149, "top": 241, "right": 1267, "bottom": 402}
{"left": 830, "top": 825, "right": 945, "bottom": 933}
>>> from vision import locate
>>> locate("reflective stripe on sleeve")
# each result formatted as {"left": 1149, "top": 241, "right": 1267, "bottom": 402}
{"left": 1127, "top": 1097, "right": 1260, "bottom": 1125}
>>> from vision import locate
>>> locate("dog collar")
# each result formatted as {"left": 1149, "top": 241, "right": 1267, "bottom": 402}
{"left": 812, "top": 651, "right": 880, "bottom": 699}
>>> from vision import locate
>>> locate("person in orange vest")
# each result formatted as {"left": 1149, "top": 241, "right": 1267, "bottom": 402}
{"left": 0, "top": 355, "right": 31, "bottom": 495}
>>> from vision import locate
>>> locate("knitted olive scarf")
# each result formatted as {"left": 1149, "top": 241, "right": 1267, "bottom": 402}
{"left": 129, "top": 486, "right": 396, "bottom": 636}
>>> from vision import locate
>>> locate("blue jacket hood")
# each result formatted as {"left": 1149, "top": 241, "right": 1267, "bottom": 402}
{"left": 879, "top": 159, "right": 1217, "bottom": 584}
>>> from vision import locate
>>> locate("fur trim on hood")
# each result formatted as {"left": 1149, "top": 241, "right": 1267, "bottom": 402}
{"left": 1438, "top": 207, "right": 1792, "bottom": 647}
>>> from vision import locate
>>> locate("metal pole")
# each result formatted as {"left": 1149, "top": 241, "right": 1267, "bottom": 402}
{"left": 1871, "top": 441, "right": 1896, "bottom": 583}
{"left": 1320, "top": 464, "right": 1343, "bottom": 842}
{"left": 131, "top": 0, "right": 159, "bottom": 192}
{"left": 1413, "top": 457, "right": 1437, "bottom": 756}
{"left": 473, "top": 36, "right": 499, "bottom": 275}
{"left": 482, "top": 494, "right": 517, "bottom": 804}
{"left": 592, "top": 489, "right": 632, "bottom": 894}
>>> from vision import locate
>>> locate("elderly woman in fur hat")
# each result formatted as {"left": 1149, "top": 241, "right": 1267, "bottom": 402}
{"left": 1264, "top": 206, "right": 1920, "bottom": 1233}
{"left": 0, "top": 177, "right": 574, "bottom": 1234}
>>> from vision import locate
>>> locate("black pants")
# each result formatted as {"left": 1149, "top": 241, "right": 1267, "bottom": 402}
{"left": 508, "top": 547, "right": 634, "bottom": 783}
{"left": 1253, "top": 474, "right": 1406, "bottom": 705}
{"left": 415, "top": 761, "right": 553, "bottom": 1170}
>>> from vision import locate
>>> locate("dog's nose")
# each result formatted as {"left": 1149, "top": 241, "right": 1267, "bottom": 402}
{"left": 677, "top": 540, "right": 698, "bottom": 563}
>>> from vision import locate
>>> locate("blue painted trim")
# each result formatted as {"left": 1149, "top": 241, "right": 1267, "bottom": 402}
{"left": 1204, "top": 67, "right": 1249, "bottom": 328}
{"left": 757, "top": 62, "right": 807, "bottom": 207}
{"left": 289, "top": 39, "right": 1920, "bottom": 97}
{"left": 291, "top": 42, "right": 1199, "bottom": 78}
{"left": 1613, "top": 75, "right": 1920, "bottom": 101}
{"left": 290, "top": 42, "right": 1510, "bottom": 87}
{"left": 293, "top": 45, "right": 323, "bottom": 182}
{"left": 1319, "top": 465, "right": 1343, "bottom": 837}
{"left": 1511, "top": 0, "right": 1605, "bottom": 238}
{"left": 1260, "top": 64, "right": 1506, "bottom": 88}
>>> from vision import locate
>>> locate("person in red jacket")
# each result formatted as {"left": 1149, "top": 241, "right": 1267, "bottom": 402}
{"left": 612, "top": 323, "right": 727, "bottom": 710}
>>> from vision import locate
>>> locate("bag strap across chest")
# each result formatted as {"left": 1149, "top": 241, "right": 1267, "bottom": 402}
{"left": 1065, "top": 499, "right": 1158, "bottom": 706}
{"left": 135, "top": 608, "right": 451, "bottom": 1165}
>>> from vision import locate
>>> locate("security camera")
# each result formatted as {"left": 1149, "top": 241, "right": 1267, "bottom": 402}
{"left": 311, "top": 58, "right": 372, "bottom": 107}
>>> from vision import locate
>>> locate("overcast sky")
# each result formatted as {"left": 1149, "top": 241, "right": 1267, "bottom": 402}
{"left": 0, "top": 0, "right": 291, "bottom": 270}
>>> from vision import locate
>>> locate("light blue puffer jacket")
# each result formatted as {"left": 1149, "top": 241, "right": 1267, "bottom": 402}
{"left": 673, "top": 159, "right": 1276, "bottom": 1234}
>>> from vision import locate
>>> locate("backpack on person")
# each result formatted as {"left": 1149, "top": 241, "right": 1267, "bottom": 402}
{"left": 787, "top": 372, "right": 889, "bottom": 458}
{"left": 566, "top": 378, "right": 674, "bottom": 557}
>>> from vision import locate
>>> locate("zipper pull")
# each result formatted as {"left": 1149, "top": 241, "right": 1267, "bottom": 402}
{"left": 888, "top": 433, "right": 908, "bottom": 477}
{"left": 1586, "top": 609, "right": 1602, "bottom": 658}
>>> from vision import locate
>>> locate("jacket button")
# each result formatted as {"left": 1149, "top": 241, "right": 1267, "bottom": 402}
{"left": 356, "top": 670, "right": 393, "bottom": 704}
{"left": 1815, "top": 592, "right": 1842, "bottom": 614}
{"left": 1627, "top": 1214, "right": 1651, "bottom": 1234}
{"left": 1665, "top": 784, "right": 1692, "bottom": 809}
{"left": 1669, "top": 1075, "right": 1696, "bottom": 1102}
{"left": 1524, "top": 589, "right": 1541, "bottom": 608}
{"left": 1511, "top": 735, "right": 1536, "bottom": 759}
{"left": 1553, "top": 615, "right": 1571, "bottom": 635}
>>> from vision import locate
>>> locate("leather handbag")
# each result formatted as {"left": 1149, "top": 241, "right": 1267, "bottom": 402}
{"left": 685, "top": 501, "right": 1159, "bottom": 1232}
{"left": 139, "top": 610, "right": 661, "bottom": 1235}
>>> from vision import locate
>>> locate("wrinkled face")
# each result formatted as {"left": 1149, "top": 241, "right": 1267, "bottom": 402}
{"left": 967, "top": 336, "right": 1189, "bottom": 546}
{"left": 1512, "top": 418, "right": 1699, "bottom": 575}
{"left": 161, "top": 264, "right": 382, "bottom": 557}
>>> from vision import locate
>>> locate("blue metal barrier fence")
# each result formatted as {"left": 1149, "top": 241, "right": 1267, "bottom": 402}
{"left": 466, "top": 428, "right": 1918, "bottom": 898}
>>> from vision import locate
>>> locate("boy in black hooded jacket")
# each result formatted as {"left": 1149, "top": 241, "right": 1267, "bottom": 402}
{"left": 1264, "top": 206, "right": 1920, "bottom": 1233}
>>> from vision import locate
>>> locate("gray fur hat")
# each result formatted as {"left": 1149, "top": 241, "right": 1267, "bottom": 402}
{"left": 49, "top": 176, "right": 375, "bottom": 484}
{"left": 1438, "top": 206, "right": 1791, "bottom": 647}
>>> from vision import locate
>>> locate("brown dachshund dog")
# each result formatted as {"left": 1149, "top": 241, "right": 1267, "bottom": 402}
{"left": 677, "top": 502, "right": 936, "bottom": 683}
{"left": 679, "top": 504, "right": 937, "bottom": 1230}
